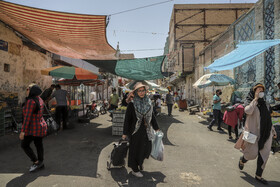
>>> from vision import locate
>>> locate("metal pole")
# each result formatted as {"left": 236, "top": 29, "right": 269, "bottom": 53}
{"left": 82, "top": 90, "right": 85, "bottom": 116}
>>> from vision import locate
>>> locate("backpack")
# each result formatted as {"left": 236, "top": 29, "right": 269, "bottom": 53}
{"left": 107, "top": 140, "right": 129, "bottom": 170}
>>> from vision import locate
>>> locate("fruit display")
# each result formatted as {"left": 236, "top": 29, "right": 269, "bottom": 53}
{"left": 116, "top": 106, "right": 127, "bottom": 111}
{"left": 271, "top": 111, "right": 280, "bottom": 117}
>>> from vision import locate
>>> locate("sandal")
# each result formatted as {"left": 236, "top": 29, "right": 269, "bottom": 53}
{"left": 255, "top": 176, "right": 268, "bottom": 185}
{"left": 238, "top": 157, "right": 244, "bottom": 170}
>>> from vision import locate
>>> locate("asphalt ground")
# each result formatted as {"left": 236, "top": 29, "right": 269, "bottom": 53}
{"left": 0, "top": 106, "right": 280, "bottom": 187}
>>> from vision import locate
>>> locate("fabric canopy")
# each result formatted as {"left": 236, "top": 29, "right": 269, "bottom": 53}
{"left": 41, "top": 66, "right": 98, "bottom": 80}
{"left": 85, "top": 56, "right": 166, "bottom": 80}
{"left": 57, "top": 78, "right": 104, "bottom": 86}
{"left": 0, "top": 1, "right": 116, "bottom": 60}
{"left": 204, "top": 40, "right": 280, "bottom": 72}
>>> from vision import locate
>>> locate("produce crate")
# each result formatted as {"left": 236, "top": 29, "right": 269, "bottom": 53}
{"left": 4, "top": 108, "right": 12, "bottom": 129}
{"left": 112, "top": 111, "right": 126, "bottom": 123}
{"left": 112, "top": 126, "right": 123, "bottom": 136}
{"left": 112, "top": 111, "right": 125, "bottom": 136}
{"left": 112, "top": 122, "right": 124, "bottom": 127}
{"left": 0, "top": 110, "right": 5, "bottom": 136}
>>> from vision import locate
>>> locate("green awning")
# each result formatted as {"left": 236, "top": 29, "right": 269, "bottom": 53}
{"left": 85, "top": 56, "right": 166, "bottom": 80}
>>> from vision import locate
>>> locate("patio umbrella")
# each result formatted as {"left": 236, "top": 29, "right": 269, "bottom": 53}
{"left": 125, "top": 80, "right": 160, "bottom": 90}
{"left": 41, "top": 66, "right": 98, "bottom": 80}
{"left": 193, "top": 73, "right": 235, "bottom": 89}
{"left": 125, "top": 80, "right": 168, "bottom": 93}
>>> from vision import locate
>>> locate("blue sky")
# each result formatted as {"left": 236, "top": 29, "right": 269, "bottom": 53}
{"left": 6, "top": 0, "right": 258, "bottom": 58}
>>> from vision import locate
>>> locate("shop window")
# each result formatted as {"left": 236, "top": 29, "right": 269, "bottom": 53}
{"left": 4, "top": 63, "right": 10, "bottom": 72}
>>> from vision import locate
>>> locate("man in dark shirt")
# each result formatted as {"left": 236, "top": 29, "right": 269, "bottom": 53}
{"left": 40, "top": 84, "right": 55, "bottom": 107}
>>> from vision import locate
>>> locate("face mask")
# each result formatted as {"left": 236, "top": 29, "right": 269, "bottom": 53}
{"left": 219, "top": 92, "right": 222, "bottom": 95}
{"left": 258, "top": 92, "right": 264, "bottom": 98}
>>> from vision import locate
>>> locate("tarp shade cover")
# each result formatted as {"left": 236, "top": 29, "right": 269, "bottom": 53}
{"left": 0, "top": 1, "right": 116, "bottom": 60}
{"left": 205, "top": 40, "right": 280, "bottom": 72}
{"left": 85, "top": 56, "right": 165, "bottom": 80}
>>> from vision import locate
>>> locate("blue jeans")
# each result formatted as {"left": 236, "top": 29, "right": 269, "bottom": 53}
{"left": 209, "top": 109, "right": 222, "bottom": 129}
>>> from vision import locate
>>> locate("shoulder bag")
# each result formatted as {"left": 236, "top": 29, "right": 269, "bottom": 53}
{"left": 242, "top": 130, "right": 257, "bottom": 144}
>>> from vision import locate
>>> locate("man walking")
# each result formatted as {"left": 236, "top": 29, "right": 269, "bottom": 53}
{"left": 51, "top": 84, "right": 70, "bottom": 130}
{"left": 208, "top": 89, "right": 223, "bottom": 131}
{"left": 166, "top": 90, "right": 174, "bottom": 116}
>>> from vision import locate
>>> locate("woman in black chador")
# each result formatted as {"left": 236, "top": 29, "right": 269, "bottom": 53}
{"left": 122, "top": 82, "right": 159, "bottom": 178}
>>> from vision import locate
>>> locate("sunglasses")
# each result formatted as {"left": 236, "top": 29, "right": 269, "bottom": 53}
{"left": 137, "top": 89, "right": 146, "bottom": 93}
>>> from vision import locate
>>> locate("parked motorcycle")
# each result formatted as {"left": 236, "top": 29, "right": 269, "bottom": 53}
{"left": 86, "top": 100, "right": 99, "bottom": 118}
{"left": 99, "top": 100, "right": 109, "bottom": 115}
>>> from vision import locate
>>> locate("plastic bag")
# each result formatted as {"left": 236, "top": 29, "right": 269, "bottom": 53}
{"left": 151, "top": 131, "right": 164, "bottom": 161}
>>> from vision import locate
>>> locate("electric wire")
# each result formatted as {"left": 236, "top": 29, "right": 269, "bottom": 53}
{"left": 109, "top": 0, "right": 174, "bottom": 16}
{"left": 120, "top": 48, "right": 164, "bottom": 52}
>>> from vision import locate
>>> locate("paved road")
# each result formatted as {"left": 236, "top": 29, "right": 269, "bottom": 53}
{"left": 0, "top": 107, "right": 279, "bottom": 187}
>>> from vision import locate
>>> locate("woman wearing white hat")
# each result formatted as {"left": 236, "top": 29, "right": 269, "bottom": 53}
{"left": 122, "top": 82, "right": 160, "bottom": 178}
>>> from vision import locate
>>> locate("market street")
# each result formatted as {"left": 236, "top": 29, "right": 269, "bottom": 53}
{"left": 0, "top": 107, "right": 280, "bottom": 187}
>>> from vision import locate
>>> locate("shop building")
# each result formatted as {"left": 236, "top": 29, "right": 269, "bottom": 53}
{"left": 197, "top": 0, "right": 280, "bottom": 107}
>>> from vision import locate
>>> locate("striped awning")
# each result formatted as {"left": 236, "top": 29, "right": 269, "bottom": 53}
{"left": 0, "top": 1, "right": 116, "bottom": 60}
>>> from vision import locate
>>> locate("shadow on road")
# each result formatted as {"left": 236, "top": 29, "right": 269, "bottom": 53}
{"left": 1, "top": 111, "right": 176, "bottom": 186}
{"left": 6, "top": 170, "right": 49, "bottom": 187}
{"left": 240, "top": 171, "right": 280, "bottom": 187}
{"left": 0, "top": 121, "right": 118, "bottom": 185}
{"left": 110, "top": 167, "right": 166, "bottom": 187}
{"left": 156, "top": 113, "right": 183, "bottom": 146}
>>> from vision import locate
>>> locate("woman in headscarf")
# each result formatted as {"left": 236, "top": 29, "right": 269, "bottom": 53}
{"left": 19, "top": 83, "right": 47, "bottom": 172}
{"left": 235, "top": 83, "right": 277, "bottom": 185}
{"left": 122, "top": 82, "right": 160, "bottom": 178}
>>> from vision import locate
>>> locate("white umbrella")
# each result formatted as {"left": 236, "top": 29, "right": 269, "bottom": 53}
{"left": 193, "top": 73, "right": 235, "bottom": 89}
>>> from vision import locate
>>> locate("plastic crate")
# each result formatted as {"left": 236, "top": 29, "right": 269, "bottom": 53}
{"left": 113, "top": 112, "right": 125, "bottom": 117}
{"left": 113, "top": 118, "right": 125, "bottom": 123}
{"left": 112, "top": 122, "right": 124, "bottom": 127}
{"left": 112, "top": 130, "right": 123, "bottom": 136}
{"left": 112, "top": 126, "right": 123, "bottom": 136}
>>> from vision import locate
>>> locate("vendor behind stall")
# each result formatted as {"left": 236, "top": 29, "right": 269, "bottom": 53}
{"left": 51, "top": 84, "right": 70, "bottom": 130}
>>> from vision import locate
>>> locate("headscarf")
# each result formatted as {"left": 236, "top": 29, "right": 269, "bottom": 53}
{"left": 244, "top": 83, "right": 265, "bottom": 107}
{"left": 24, "top": 84, "right": 42, "bottom": 114}
{"left": 133, "top": 87, "right": 152, "bottom": 115}
{"left": 245, "top": 83, "right": 272, "bottom": 150}
{"left": 132, "top": 87, "right": 154, "bottom": 140}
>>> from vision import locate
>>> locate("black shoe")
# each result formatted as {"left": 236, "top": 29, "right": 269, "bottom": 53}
{"left": 238, "top": 157, "right": 244, "bottom": 170}
{"left": 255, "top": 176, "right": 268, "bottom": 185}
{"left": 207, "top": 126, "right": 213, "bottom": 131}
{"left": 229, "top": 136, "right": 233, "bottom": 140}
{"left": 29, "top": 162, "right": 44, "bottom": 172}
{"left": 217, "top": 128, "right": 223, "bottom": 131}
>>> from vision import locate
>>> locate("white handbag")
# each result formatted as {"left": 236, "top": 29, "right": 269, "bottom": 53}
{"left": 242, "top": 131, "right": 257, "bottom": 144}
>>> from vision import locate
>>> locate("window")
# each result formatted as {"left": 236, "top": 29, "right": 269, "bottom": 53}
{"left": 4, "top": 63, "right": 10, "bottom": 72}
